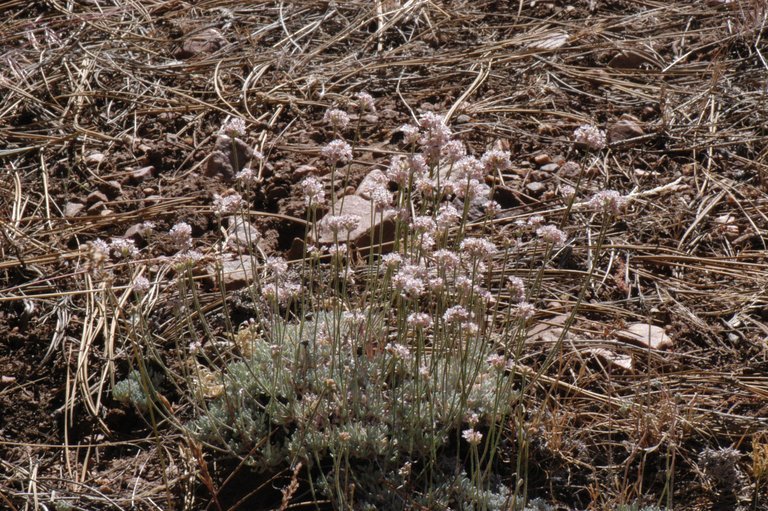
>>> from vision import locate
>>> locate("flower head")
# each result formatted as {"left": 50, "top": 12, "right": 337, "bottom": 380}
{"left": 436, "top": 204, "right": 461, "bottom": 230}
{"left": 392, "top": 263, "right": 428, "bottom": 298}
{"left": 460, "top": 237, "right": 498, "bottom": 258}
{"left": 399, "top": 124, "right": 420, "bottom": 145}
{"left": 265, "top": 256, "right": 288, "bottom": 275}
{"left": 443, "top": 305, "right": 470, "bottom": 325}
{"left": 385, "top": 342, "right": 412, "bottom": 360}
{"left": 235, "top": 167, "right": 258, "bottom": 186}
{"left": 220, "top": 117, "right": 246, "bottom": 138}
{"left": 432, "top": 249, "right": 459, "bottom": 270}
{"left": 560, "top": 185, "right": 576, "bottom": 199}
{"left": 300, "top": 176, "right": 325, "bottom": 206}
{"left": 407, "top": 312, "right": 432, "bottom": 329}
{"left": 487, "top": 353, "right": 506, "bottom": 370}
{"left": 109, "top": 238, "right": 139, "bottom": 259}
{"left": 481, "top": 149, "right": 512, "bottom": 173}
{"left": 573, "top": 124, "right": 606, "bottom": 150}
{"left": 355, "top": 92, "right": 375, "bottom": 112}
{"left": 370, "top": 185, "right": 392, "bottom": 208}
{"left": 462, "top": 428, "right": 483, "bottom": 445}
{"left": 507, "top": 276, "right": 526, "bottom": 302}
{"left": 454, "top": 156, "right": 485, "bottom": 181}
{"left": 321, "top": 139, "right": 353, "bottom": 165}
{"left": 441, "top": 140, "right": 467, "bottom": 163}
{"left": 323, "top": 108, "right": 350, "bottom": 130}
{"left": 589, "top": 190, "right": 628, "bottom": 216}
{"left": 381, "top": 252, "right": 402, "bottom": 270}
{"left": 536, "top": 224, "right": 567, "bottom": 246}
{"left": 322, "top": 214, "right": 360, "bottom": 235}
{"left": 516, "top": 301, "right": 536, "bottom": 320}
{"left": 131, "top": 276, "right": 150, "bottom": 293}
{"left": 169, "top": 222, "right": 193, "bottom": 251}
{"left": 213, "top": 192, "right": 243, "bottom": 216}
{"left": 418, "top": 112, "right": 452, "bottom": 161}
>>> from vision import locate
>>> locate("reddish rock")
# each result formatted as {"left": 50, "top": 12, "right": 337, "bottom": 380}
{"left": 87, "top": 201, "right": 106, "bottom": 213}
{"left": 492, "top": 186, "right": 522, "bottom": 208}
{"left": 86, "top": 190, "right": 109, "bottom": 206}
{"left": 98, "top": 180, "right": 122, "bottom": 199}
{"left": 129, "top": 166, "right": 156, "bottom": 183}
{"left": 205, "top": 135, "right": 252, "bottom": 181}
{"left": 608, "top": 51, "right": 655, "bottom": 69}
{"left": 177, "top": 28, "right": 227, "bottom": 59}
{"left": 608, "top": 116, "right": 644, "bottom": 144}
{"left": 533, "top": 153, "right": 551, "bottom": 166}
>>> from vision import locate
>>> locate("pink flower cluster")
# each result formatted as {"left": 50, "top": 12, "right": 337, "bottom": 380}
{"left": 573, "top": 124, "right": 606, "bottom": 150}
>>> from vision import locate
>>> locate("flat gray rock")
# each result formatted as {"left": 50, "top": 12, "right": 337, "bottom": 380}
{"left": 616, "top": 323, "right": 672, "bottom": 350}
{"left": 317, "top": 195, "right": 396, "bottom": 251}
{"left": 206, "top": 255, "right": 257, "bottom": 290}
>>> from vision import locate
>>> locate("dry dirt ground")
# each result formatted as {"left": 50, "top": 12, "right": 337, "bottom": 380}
{"left": 2, "top": 1, "right": 768, "bottom": 510}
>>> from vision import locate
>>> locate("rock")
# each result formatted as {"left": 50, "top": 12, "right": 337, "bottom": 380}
{"left": 616, "top": 323, "right": 672, "bottom": 350}
{"left": 715, "top": 214, "right": 739, "bottom": 238}
{"left": 286, "top": 237, "right": 306, "bottom": 261}
{"left": 125, "top": 223, "right": 153, "bottom": 241}
{"left": 608, "top": 51, "right": 655, "bottom": 69}
{"left": 87, "top": 201, "right": 106, "bottom": 213}
{"left": 294, "top": 164, "right": 318, "bottom": 177}
{"left": 356, "top": 169, "right": 388, "bottom": 199}
{"left": 492, "top": 186, "right": 521, "bottom": 208}
{"left": 608, "top": 117, "right": 644, "bottom": 144}
{"left": 205, "top": 135, "right": 252, "bottom": 181}
{"left": 177, "top": 28, "right": 227, "bottom": 59}
{"left": 715, "top": 214, "right": 735, "bottom": 225}
{"left": 206, "top": 255, "right": 257, "bottom": 289}
{"left": 98, "top": 180, "right": 122, "bottom": 199}
{"left": 64, "top": 202, "right": 84, "bottom": 217}
{"left": 100, "top": 209, "right": 115, "bottom": 217}
{"left": 317, "top": 195, "right": 396, "bottom": 252}
{"left": 525, "top": 181, "right": 546, "bottom": 196}
{"left": 86, "top": 190, "right": 109, "bottom": 206}
{"left": 583, "top": 348, "right": 633, "bottom": 371}
{"left": 129, "top": 166, "right": 155, "bottom": 183}
{"left": 540, "top": 163, "right": 559, "bottom": 172}
{"left": 226, "top": 216, "right": 262, "bottom": 253}
{"left": 85, "top": 153, "right": 105, "bottom": 164}
{"left": 533, "top": 154, "right": 552, "bottom": 166}
{"left": 526, "top": 314, "right": 569, "bottom": 344}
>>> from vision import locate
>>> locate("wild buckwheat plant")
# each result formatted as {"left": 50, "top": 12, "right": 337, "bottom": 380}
{"left": 110, "top": 94, "right": 614, "bottom": 511}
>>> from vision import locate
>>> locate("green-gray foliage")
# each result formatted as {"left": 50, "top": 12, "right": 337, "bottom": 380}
{"left": 112, "top": 370, "right": 150, "bottom": 412}
{"left": 191, "top": 310, "right": 518, "bottom": 508}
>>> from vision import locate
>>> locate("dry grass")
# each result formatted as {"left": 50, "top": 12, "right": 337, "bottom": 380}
{"left": 1, "top": 0, "right": 767, "bottom": 509}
